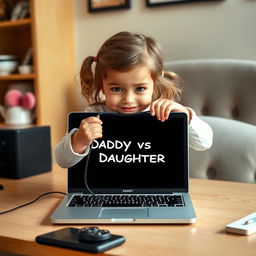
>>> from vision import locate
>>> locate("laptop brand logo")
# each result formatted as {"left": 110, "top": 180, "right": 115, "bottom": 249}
{"left": 122, "top": 189, "right": 133, "bottom": 193}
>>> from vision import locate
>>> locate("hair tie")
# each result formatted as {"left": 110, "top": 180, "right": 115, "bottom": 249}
{"left": 93, "top": 56, "right": 97, "bottom": 62}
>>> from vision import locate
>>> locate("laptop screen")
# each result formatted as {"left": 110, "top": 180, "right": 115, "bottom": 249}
{"left": 68, "top": 112, "right": 188, "bottom": 193}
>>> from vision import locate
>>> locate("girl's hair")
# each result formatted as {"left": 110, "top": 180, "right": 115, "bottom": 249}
{"left": 80, "top": 31, "right": 182, "bottom": 104}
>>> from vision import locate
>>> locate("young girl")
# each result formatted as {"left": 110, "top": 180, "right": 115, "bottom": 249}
{"left": 55, "top": 31, "right": 213, "bottom": 168}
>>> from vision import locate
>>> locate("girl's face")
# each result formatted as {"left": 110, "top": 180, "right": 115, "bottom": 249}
{"left": 102, "top": 66, "right": 154, "bottom": 114}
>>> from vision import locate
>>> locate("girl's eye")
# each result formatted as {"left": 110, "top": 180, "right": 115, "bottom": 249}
{"left": 111, "top": 87, "right": 123, "bottom": 92}
{"left": 136, "top": 87, "right": 146, "bottom": 92}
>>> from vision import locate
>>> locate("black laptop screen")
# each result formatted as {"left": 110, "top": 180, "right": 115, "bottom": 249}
{"left": 68, "top": 112, "right": 188, "bottom": 193}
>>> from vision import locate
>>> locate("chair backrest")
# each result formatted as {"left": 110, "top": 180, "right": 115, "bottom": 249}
{"left": 165, "top": 59, "right": 256, "bottom": 183}
{"left": 165, "top": 59, "right": 256, "bottom": 125}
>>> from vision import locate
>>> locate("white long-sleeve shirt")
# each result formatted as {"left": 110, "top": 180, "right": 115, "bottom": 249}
{"left": 55, "top": 104, "right": 213, "bottom": 168}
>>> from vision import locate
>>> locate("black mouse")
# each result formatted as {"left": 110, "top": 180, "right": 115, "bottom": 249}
{"left": 78, "top": 227, "right": 111, "bottom": 243}
{"left": 0, "top": 184, "right": 4, "bottom": 190}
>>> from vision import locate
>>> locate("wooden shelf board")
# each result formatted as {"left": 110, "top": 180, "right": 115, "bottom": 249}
{"left": 0, "top": 19, "right": 31, "bottom": 28}
{"left": 0, "top": 74, "right": 35, "bottom": 80}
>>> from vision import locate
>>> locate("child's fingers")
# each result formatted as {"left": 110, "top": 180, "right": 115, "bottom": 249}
{"left": 84, "top": 125, "right": 102, "bottom": 145}
{"left": 159, "top": 100, "right": 172, "bottom": 121}
{"left": 151, "top": 100, "right": 190, "bottom": 122}
{"left": 150, "top": 102, "right": 156, "bottom": 116}
{"left": 78, "top": 117, "right": 102, "bottom": 139}
{"left": 164, "top": 101, "right": 181, "bottom": 120}
{"left": 151, "top": 99, "right": 163, "bottom": 119}
{"left": 164, "top": 104, "right": 173, "bottom": 120}
{"left": 92, "top": 116, "right": 103, "bottom": 139}
{"left": 71, "top": 117, "right": 103, "bottom": 154}
{"left": 84, "top": 116, "right": 103, "bottom": 124}
{"left": 93, "top": 132, "right": 103, "bottom": 140}
{"left": 90, "top": 124, "right": 103, "bottom": 136}
{"left": 151, "top": 99, "right": 171, "bottom": 122}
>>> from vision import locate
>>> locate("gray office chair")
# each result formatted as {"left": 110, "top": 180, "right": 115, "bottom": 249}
{"left": 165, "top": 59, "right": 256, "bottom": 183}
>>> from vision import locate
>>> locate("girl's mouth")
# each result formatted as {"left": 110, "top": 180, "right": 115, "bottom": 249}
{"left": 120, "top": 106, "right": 138, "bottom": 112}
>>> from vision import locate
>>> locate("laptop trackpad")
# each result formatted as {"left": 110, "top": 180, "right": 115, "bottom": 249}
{"left": 99, "top": 208, "right": 148, "bottom": 218}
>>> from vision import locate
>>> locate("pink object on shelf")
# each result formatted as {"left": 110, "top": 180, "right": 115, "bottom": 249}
{"left": 22, "top": 92, "right": 36, "bottom": 110}
{"left": 4, "top": 89, "right": 23, "bottom": 107}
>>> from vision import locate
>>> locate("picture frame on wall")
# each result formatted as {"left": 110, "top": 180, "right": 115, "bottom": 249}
{"left": 146, "top": 0, "right": 220, "bottom": 7}
{"left": 88, "top": 0, "right": 131, "bottom": 13}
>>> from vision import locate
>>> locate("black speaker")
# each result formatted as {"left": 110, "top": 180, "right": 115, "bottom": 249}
{"left": 0, "top": 126, "right": 51, "bottom": 179}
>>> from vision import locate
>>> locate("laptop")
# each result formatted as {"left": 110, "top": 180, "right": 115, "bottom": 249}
{"left": 51, "top": 112, "right": 196, "bottom": 224}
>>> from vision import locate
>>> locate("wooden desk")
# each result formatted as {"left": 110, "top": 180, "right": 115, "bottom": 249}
{"left": 0, "top": 165, "right": 256, "bottom": 256}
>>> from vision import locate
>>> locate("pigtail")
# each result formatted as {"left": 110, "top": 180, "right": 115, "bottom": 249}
{"left": 153, "top": 71, "right": 183, "bottom": 102}
{"left": 80, "top": 56, "right": 96, "bottom": 103}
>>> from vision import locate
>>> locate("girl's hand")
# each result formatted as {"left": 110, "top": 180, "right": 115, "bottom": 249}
{"left": 150, "top": 99, "right": 191, "bottom": 122}
{"left": 71, "top": 116, "right": 103, "bottom": 154}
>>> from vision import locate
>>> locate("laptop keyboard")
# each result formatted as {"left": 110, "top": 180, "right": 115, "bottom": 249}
{"left": 68, "top": 194, "right": 184, "bottom": 207}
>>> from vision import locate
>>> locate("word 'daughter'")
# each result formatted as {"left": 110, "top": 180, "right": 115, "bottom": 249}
{"left": 99, "top": 153, "right": 165, "bottom": 163}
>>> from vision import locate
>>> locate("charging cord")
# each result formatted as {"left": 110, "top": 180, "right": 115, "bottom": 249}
{"left": 83, "top": 113, "right": 106, "bottom": 201}
{"left": 84, "top": 141, "right": 106, "bottom": 202}
{"left": 84, "top": 143, "right": 110, "bottom": 207}
{"left": 0, "top": 191, "right": 66, "bottom": 215}
{"left": 84, "top": 143, "right": 97, "bottom": 196}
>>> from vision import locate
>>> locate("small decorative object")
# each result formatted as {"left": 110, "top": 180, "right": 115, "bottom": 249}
{"left": 146, "top": 0, "right": 221, "bottom": 7}
{"left": 18, "top": 48, "right": 33, "bottom": 74}
{"left": 0, "top": 55, "right": 18, "bottom": 76}
{"left": 0, "top": 89, "right": 36, "bottom": 125}
{"left": 18, "top": 65, "right": 33, "bottom": 74}
{"left": 88, "top": 0, "right": 131, "bottom": 13}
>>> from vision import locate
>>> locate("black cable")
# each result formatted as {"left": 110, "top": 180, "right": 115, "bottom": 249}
{"left": 0, "top": 191, "right": 66, "bottom": 215}
{"left": 84, "top": 143, "right": 104, "bottom": 202}
{"left": 84, "top": 144, "right": 97, "bottom": 197}
{"left": 84, "top": 113, "right": 105, "bottom": 201}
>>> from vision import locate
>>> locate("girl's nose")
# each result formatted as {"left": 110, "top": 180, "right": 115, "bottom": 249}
{"left": 122, "top": 91, "right": 135, "bottom": 104}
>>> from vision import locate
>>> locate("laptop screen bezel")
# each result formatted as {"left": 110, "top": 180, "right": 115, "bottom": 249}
{"left": 67, "top": 112, "right": 189, "bottom": 194}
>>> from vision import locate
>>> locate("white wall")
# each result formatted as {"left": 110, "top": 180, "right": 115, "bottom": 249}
{"left": 74, "top": 0, "right": 256, "bottom": 107}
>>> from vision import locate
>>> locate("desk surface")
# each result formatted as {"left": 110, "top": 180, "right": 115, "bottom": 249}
{"left": 0, "top": 165, "right": 256, "bottom": 256}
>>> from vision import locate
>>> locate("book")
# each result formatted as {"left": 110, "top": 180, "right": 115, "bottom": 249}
{"left": 11, "top": 0, "right": 29, "bottom": 21}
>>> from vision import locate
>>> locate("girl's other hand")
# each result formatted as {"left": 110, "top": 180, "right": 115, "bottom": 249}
{"left": 150, "top": 99, "right": 190, "bottom": 122}
{"left": 71, "top": 116, "right": 103, "bottom": 154}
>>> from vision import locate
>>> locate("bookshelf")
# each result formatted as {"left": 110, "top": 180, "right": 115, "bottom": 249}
{"left": 0, "top": 0, "right": 77, "bottom": 146}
